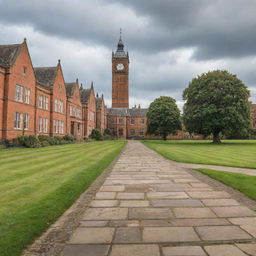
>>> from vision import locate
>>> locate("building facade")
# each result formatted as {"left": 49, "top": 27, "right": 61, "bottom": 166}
{"left": 107, "top": 35, "right": 148, "bottom": 139}
{"left": 1, "top": 38, "right": 256, "bottom": 141}
{"left": 0, "top": 40, "right": 107, "bottom": 140}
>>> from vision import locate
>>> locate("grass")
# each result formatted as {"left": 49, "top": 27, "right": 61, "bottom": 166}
{"left": 0, "top": 141, "right": 126, "bottom": 256}
{"left": 195, "top": 168, "right": 256, "bottom": 200}
{"left": 143, "top": 140, "right": 256, "bottom": 169}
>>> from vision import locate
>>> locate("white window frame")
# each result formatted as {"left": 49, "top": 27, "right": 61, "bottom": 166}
{"left": 23, "top": 113, "right": 29, "bottom": 129}
{"left": 14, "top": 112, "right": 22, "bottom": 129}
{"left": 38, "top": 95, "right": 43, "bottom": 109}
{"left": 15, "top": 85, "right": 23, "bottom": 102}
{"left": 25, "top": 88, "right": 30, "bottom": 104}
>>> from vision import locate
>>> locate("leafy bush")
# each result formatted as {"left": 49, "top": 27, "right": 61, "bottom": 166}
{"left": 103, "top": 135, "right": 115, "bottom": 140}
{"left": 104, "top": 128, "right": 113, "bottom": 136}
{"left": 63, "top": 134, "right": 75, "bottom": 142}
{"left": 17, "top": 135, "right": 41, "bottom": 148}
{"left": 90, "top": 129, "right": 103, "bottom": 141}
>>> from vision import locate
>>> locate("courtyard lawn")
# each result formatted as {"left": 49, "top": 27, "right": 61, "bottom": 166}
{"left": 195, "top": 168, "right": 256, "bottom": 200}
{"left": 0, "top": 141, "right": 126, "bottom": 256}
{"left": 143, "top": 140, "right": 256, "bottom": 169}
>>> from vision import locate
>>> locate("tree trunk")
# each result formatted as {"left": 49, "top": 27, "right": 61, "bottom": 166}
{"left": 213, "top": 131, "right": 221, "bottom": 143}
{"left": 162, "top": 133, "right": 167, "bottom": 140}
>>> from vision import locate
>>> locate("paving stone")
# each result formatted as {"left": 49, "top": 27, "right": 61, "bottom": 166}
{"left": 117, "top": 192, "right": 144, "bottom": 200}
{"left": 129, "top": 208, "right": 173, "bottom": 219}
{"left": 113, "top": 227, "right": 142, "bottom": 243}
{"left": 125, "top": 184, "right": 149, "bottom": 192}
{"left": 211, "top": 206, "right": 256, "bottom": 217}
{"left": 204, "top": 244, "right": 248, "bottom": 256}
{"left": 109, "top": 220, "right": 140, "bottom": 227}
{"left": 170, "top": 218, "right": 230, "bottom": 226}
{"left": 196, "top": 226, "right": 252, "bottom": 241}
{"left": 174, "top": 179, "right": 200, "bottom": 183}
{"left": 90, "top": 200, "right": 119, "bottom": 207}
{"left": 100, "top": 186, "right": 125, "bottom": 192}
{"left": 69, "top": 227, "right": 115, "bottom": 244}
{"left": 82, "top": 208, "right": 128, "bottom": 220}
{"left": 120, "top": 200, "right": 149, "bottom": 207}
{"left": 95, "top": 192, "right": 116, "bottom": 199}
{"left": 150, "top": 184, "right": 192, "bottom": 192}
{"left": 173, "top": 207, "right": 216, "bottom": 218}
{"left": 190, "top": 183, "right": 211, "bottom": 188}
{"left": 79, "top": 220, "right": 108, "bottom": 227}
{"left": 188, "top": 191, "right": 231, "bottom": 199}
{"left": 110, "top": 245, "right": 160, "bottom": 256}
{"left": 62, "top": 245, "right": 110, "bottom": 256}
{"left": 228, "top": 217, "right": 256, "bottom": 225}
{"left": 140, "top": 220, "right": 174, "bottom": 227}
{"left": 151, "top": 199, "right": 203, "bottom": 207}
{"left": 143, "top": 227, "right": 200, "bottom": 242}
{"left": 235, "top": 243, "right": 256, "bottom": 255}
{"left": 202, "top": 199, "right": 240, "bottom": 206}
{"left": 162, "top": 246, "right": 206, "bottom": 256}
{"left": 240, "top": 225, "right": 256, "bottom": 237}
{"left": 147, "top": 192, "right": 189, "bottom": 199}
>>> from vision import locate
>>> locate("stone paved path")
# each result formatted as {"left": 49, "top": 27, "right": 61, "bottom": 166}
{"left": 61, "top": 141, "right": 256, "bottom": 256}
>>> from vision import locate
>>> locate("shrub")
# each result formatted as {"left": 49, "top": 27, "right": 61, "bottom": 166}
{"left": 103, "top": 135, "right": 115, "bottom": 140}
{"left": 63, "top": 134, "right": 75, "bottom": 142}
{"left": 104, "top": 128, "right": 113, "bottom": 136}
{"left": 90, "top": 129, "right": 103, "bottom": 141}
{"left": 17, "top": 135, "right": 41, "bottom": 148}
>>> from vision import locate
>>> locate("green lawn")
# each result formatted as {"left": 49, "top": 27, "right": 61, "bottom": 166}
{"left": 0, "top": 141, "right": 126, "bottom": 256}
{"left": 143, "top": 140, "right": 256, "bottom": 169}
{"left": 195, "top": 168, "right": 256, "bottom": 200}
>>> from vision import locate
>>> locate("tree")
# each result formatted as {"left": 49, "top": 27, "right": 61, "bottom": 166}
{"left": 90, "top": 129, "right": 103, "bottom": 141}
{"left": 147, "top": 96, "right": 181, "bottom": 140}
{"left": 183, "top": 70, "right": 251, "bottom": 143}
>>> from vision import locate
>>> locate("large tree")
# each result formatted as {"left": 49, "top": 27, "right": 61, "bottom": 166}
{"left": 147, "top": 96, "right": 181, "bottom": 140}
{"left": 183, "top": 70, "right": 251, "bottom": 143}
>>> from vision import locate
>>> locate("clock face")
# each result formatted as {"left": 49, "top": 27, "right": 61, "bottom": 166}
{"left": 116, "top": 63, "right": 124, "bottom": 70}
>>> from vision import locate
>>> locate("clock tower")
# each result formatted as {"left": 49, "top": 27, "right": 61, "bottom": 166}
{"left": 112, "top": 32, "right": 129, "bottom": 108}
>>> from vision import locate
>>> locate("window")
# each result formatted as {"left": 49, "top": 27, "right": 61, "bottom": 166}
{"left": 15, "top": 85, "right": 23, "bottom": 102}
{"left": 141, "top": 119, "right": 145, "bottom": 124}
{"left": 23, "top": 66, "right": 27, "bottom": 74}
{"left": 44, "top": 118, "right": 48, "bottom": 133}
{"left": 38, "top": 117, "right": 43, "bottom": 132}
{"left": 44, "top": 96, "right": 49, "bottom": 110}
{"left": 130, "top": 129, "right": 135, "bottom": 136}
{"left": 139, "top": 128, "right": 144, "bottom": 136}
{"left": 23, "top": 114, "right": 29, "bottom": 129}
{"left": 111, "top": 119, "right": 114, "bottom": 124}
{"left": 38, "top": 95, "right": 43, "bottom": 109}
{"left": 53, "top": 120, "right": 64, "bottom": 134}
{"left": 118, "top": 118, "right": 123, "bottom": 124}
{"left": 70, "top": 106, "right": 73, "bottom": 116}
{"left": 131, "top": 119, "right": 135, "bottom": 124}
{"left": 14, "top": 112, "right": 22, "bottom": 129}
{"left": 24, "top": 88, "right": 30, "bottom": 104}
{"left": 118, "top": 128, "right": 123, "bottom": 136}
{"left": 54, "top": 99, "right": 64, "bottom": 113}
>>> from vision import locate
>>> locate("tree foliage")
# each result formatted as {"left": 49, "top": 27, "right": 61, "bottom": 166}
{"left": 183, "top": 70, "right": 251, "bottom": 143}
{"left": 147, "top": 96, "right": 181, "bottom": 140}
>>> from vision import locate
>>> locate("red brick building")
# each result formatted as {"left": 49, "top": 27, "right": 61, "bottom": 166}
{"left": 80, "top": 83, "right": 97, "bottom": 137}
{"left": 96, "top": 93, "right": 107, "bottom": 133}
{"left": 0, "top": 40, "right": 106, "bottom": 140}
{"left": 107, "top": 35, "right": 148, "bottom": 139}
{"left": 0, "top": 39, "right": 36, "bottom": 139}
{"left": 66, "top": 79, "right": 83, "bottom": 140}
{"left": 34, "top": 61, "right": 67, "bottom": 136}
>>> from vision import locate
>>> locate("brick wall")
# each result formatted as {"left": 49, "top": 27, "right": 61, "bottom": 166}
{"left": 2, "top": 42, "right": 36, "bottom": 139}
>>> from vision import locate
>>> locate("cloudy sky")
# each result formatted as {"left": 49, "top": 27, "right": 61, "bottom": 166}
{"left": 0, "top": 0, "right": 256, "bottom": 109}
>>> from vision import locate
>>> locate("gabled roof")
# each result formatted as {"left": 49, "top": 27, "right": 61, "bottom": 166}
{"left": 0, "top": 43, "right": 22, "bottom": 68}
{"left": 80, "top": 88, "right": 91, "bottom": 104}
{"left": 65, "top": 82, "right": 76, "bottom": 97}
{"left": 34, "top": 66, "right": 57, "bottom": 88}
{"left": 107, "top": 108, "right": 148, "bottom": 117}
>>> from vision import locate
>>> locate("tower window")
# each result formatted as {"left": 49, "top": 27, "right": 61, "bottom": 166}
{"left": 131, "top": 119, "right": 135, "bottom": 124}
{"left": 118, "top": 118, "right": 123, "bottom": 124}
